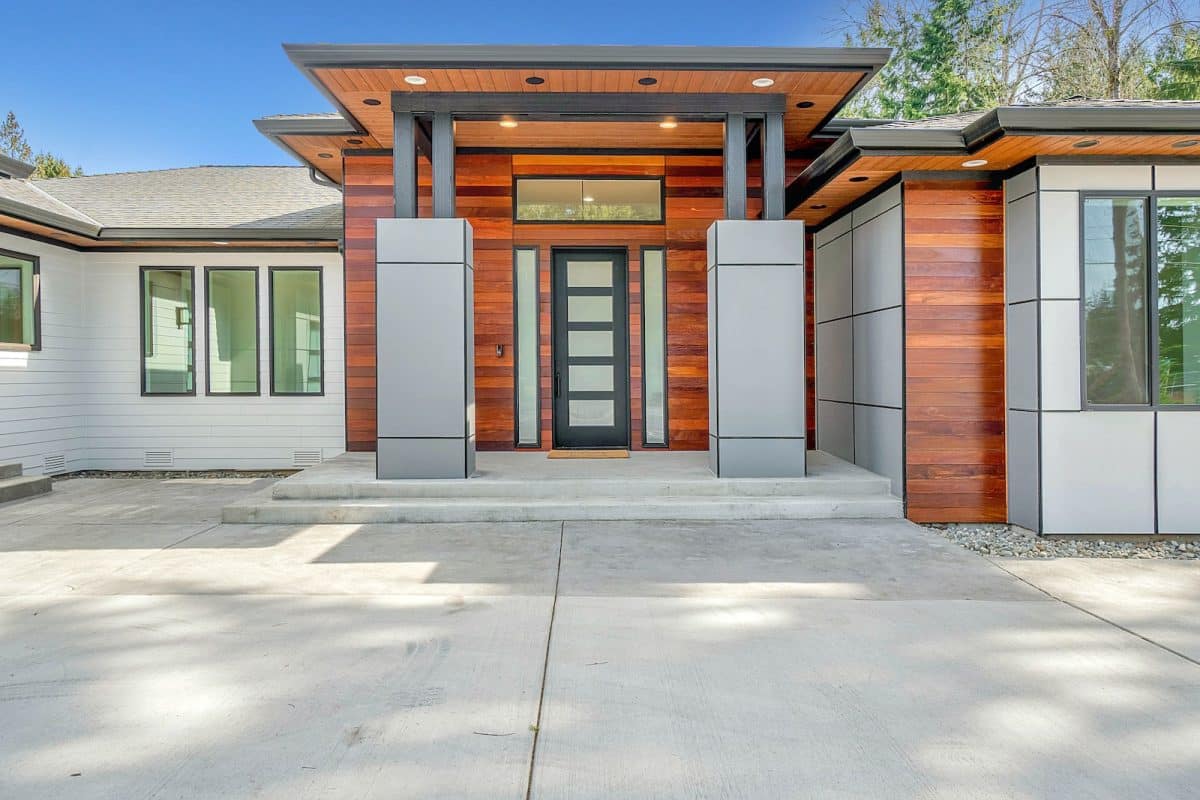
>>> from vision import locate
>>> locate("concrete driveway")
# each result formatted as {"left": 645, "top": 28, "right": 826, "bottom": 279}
{"left": 1, "top": 478, "right": 1198, "bottom": 799}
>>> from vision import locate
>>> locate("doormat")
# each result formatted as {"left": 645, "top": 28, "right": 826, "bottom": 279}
{"left": 547, "top": 449, "right": 630, "bottom": 459}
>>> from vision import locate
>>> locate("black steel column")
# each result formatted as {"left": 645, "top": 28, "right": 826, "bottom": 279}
{"left": 393, "top": 111, "right": 417, "bottom": 218}
{"left": 762, "top": 111, "right": 785, "bottom": 220}
{"left": 432, "top": 111, "right": 456, "bottom": 218}
{"left": 723, "top": 112, "right": 747, "bottom": 220}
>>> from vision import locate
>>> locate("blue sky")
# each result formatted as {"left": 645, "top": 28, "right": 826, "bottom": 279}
{"left": 6, "top": 0, "right": 851, "bottom": 174}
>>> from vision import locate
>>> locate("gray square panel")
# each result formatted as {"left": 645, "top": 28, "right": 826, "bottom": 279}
{"left": 1157, "top": 413, "right": 1200, "bottom": 534}
{"left": 1006, "top": 410, "right": 1040, "bottom": 531}
{"left": 815, "top": 233, "right": 852, "bottom": 323}
{"left": 1005, "top": 193, "right": 1037, "bottom": 304}
{"left": 852, "top": 206, "right": 903, "bottom": 314}
{"left": 816, "top": 317, "right": 853, "bottom": 403}
{"left": 714, "top": 437, "right": 806, "bottom": 478}
{"left": 853, "top": 308, "right": 903, "bottom": 409}
{"left": 853, "top": 404, "right": 903, "bottom": 497}
{"left": 376, "top": 218, "right": 473, "bottom": 265}
{"left": 708, "top": 220, "right": 806, "bottom": 267}
{"left": 1006, "top": 302, "right": 1038, "bottom": 411}
{"left": 817, "top": 400, "right": 854, "bottom": 462}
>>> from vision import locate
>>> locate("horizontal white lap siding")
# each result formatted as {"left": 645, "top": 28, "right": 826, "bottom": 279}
{"left": 0, "top": 232, "right": 88, "bottom": 475}
{"left": 81, "top": 252, "right": 346, "bottom": 471}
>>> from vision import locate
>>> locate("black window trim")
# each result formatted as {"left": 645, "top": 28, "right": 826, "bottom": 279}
{"left": 512, "top": 175, "right": 667, "bottom": 225}
{"left": 268, "top": 266, "right": 326, "bottom": 397}
{"left": 639, "top": 245, "right": 670, "bottom": 447}
{"left": 1079, "top": 190, "right": 1200, "bottom": 412}
{"left": 512, "top": 245, "right": 541, "bottom": 448}
{"left": 139, "top": 265, "right": 197, "bottom": 397}
{"left": 203, "top": 266, "right": 261, "bottom": 397}
{"left": 0, "top": 247, "right": 41, "bottom": 351}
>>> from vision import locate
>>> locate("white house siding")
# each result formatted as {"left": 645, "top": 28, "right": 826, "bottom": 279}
{"left": 1004, "top": 163, "right": 1200, "bottom": 535}
{"left": 82, "top": 251, "right": 345, "bottom": 471}
{"left": 0, "top": 232, "right": 88, "bottom": 475}
{"left": 813, "top": 184, "right": 905, "bottom": 496}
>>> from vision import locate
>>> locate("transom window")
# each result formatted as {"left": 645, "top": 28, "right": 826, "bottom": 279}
{"left": 0, "top": 249, "right": 39, "bottom": 349}
{"left": 514, "top": 177, "right": 663, "bottom": 223}
{"left": 1082, "top": 194, "right": 1200, "bottom": 407}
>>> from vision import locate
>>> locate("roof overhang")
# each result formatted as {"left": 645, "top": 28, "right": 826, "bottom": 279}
{"left": 0, "top": 154, "right": 35, "bottom": 180}
{"left": 788, "top": 104, "right": 1200, "bottom": 221}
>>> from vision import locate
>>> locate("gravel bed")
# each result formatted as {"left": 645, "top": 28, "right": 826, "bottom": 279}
{"left": 52, "top": 469, "right": 296, "bottom": 481}
{"left": 926, "top": 523, "right": 1200, "bottom": 560}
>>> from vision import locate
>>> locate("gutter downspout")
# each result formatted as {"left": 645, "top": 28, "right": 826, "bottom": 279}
{"left": 308, "top": 166, "right": 341, "bottom": 192}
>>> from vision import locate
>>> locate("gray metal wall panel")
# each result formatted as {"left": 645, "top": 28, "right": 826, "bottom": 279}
{"left": 1006, "top": 302, "right": 1038, "bottom": 411}
{"left": 1041, "top": 412, "right": 1155, "bottom": 534}
{"left": 716, "top": 437, "right": 806, "bottom": 478}
{"left": 707, "top": 265, "right": 718, "bottom": 435}
{"left": 1040, "top": 165, "right": 1152, "bottom": 191}
{"left": 852, "top": 205, "right": 903, "bottom": 314}
{"left": 1038, "top": 192, "right": 1081, "bottom": 299}
{"left": 853, "top": 307, "right": 903, "bottom": 409}
{"left": 816, "top": 317, "right": 853, "bottom": 403}
{"left": 851, "top": 184, "right": 901, "bottom": 228}
{"left": 376, "top": 218, "right": 472, "bottom": 265}
{"left": 814, "top": 213, "right": 852, "bottom": 248}
{"left": 1006, "top": 410, "right": 1040, "bottom": 531}
{"left": 815, "top": 233, "right": 852, "bottom": 323}
{"left": 378, "top": 438, "right": 468, "bottom": 480}
{"left": 1156, "top": 165, "right": 1200, "bottom": 190}
{"left": 853, "top": 404, "right": 904, "bottom": 496}
{"left": 1004, "top": 167, "right": 1037, "bottom": 203}
{"left": 1005, "top": 193, "right": 1038, "bottom": 304}
{"left": 714, "top": 262, "right": 807, "bottom": 437}
{"left": 376, "top": 263, "right": 467, "bottom": 438}
{"left": 708, "top": 219, "right": 807, "bottom": 265}
{"left": 1040, "top": 300, "right": 1082, "bottom": 411}
{"left": 1157, "top": 413, "right": 1200, "bottom": 534}
{"left": 817, "top": 400, "right": 854, "bottom": 462}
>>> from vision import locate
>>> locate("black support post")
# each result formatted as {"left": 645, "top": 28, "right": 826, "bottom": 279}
{"left": 723, "top": 112, "right": 747, "bottom": 220}
{"left": 432, "top": 111, "right": 456, "bottom": 218}
{"left": 762, "top": 111, "right": 785, "bottom": 220}
{"left": 393, "top": 111, "right": 417, "bottom": 218}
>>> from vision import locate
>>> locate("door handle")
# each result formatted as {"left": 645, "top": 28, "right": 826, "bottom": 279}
{"left": 554, "top": 370, "right": 561, "bottom": 398}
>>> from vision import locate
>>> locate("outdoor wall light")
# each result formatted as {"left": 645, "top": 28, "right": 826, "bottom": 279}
{"left": 525, "top": 76, "right": 545, "bottom": 85}
{"left": 638, "top": 77, "right": 658, "bottom": 86}
{"left": 403, "top": 75, "right": 427, "bottom": 85}
{"left": 1173, "top": 139, "right": 1199, "bottom": 149}
{"left": 751, "top": 77, "right": 775, "bottom": 88}
{"left": 962, "top": 159, "right": 989, "bottom": 167}
{"left": 1073, "top": 139, "right": 1100, "bottom": 148}
{"left": 659, "top": 119, "right": 678, "bottom": 129}
{"left": 496, "top": 344, "right": 504, "bottom": 357}
{"left": 499, "top": 118, "right": 519, "bottom": 128}
{"left": 362, "top": 98, "right": 382, "bottom": 106}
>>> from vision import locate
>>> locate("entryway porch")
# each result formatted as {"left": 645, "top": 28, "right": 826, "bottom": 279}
{"left": 222, "top": 450, "right": 901, "bottom": 524}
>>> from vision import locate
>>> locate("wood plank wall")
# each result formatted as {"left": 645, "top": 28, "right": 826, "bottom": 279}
{"left": 341, "top": 152, "right": 739, "bottom": 453}
{"left": 903, "top": 178, "right": 1007, "bottom": 522}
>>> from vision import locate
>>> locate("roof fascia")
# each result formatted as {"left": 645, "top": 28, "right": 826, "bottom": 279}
{"left": 97, "top": 226, "right": 341, "bottom": 241}
{"left": 0, "top": 196, "right": 101, "bottom": 237}
{"left": 252, "top": 117, "right": 350, "bottom": 183}
{"left": 0, "top": 154, "right": 35, "bottom": 180}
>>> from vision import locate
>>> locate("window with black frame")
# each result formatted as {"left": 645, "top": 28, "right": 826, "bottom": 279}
{"left": 1082, "top": 194, "right": 1200, "bottom": 407}
{"left": 515, "top": 178, "right": 663, "bottom": 223}
{"left": 0, "top": 249, "right": 38, "bottom": 348}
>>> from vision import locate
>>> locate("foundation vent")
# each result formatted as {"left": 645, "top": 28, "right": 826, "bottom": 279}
{"left": 143, "top": 450, "right": 174, "bottom": 469}
{"left": 43, "top": 454, "right": 66, "bottom": 475}
{"left": 293, "top": 450, "right": 323, "bottom": 468}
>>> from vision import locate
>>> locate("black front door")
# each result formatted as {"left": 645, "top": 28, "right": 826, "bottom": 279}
{"left": 552, "top": 248, "right": 630, "bottom": 449}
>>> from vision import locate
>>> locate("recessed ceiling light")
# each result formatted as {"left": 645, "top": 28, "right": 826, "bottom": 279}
{"left": 811, "top": 204, "right": 827, "bottom": 210}
{"left": 499, "top": 118, "right": 519, "bottom": 128}
{"left": 346, "top": 138, "right": 364, "bottom": 145}
{"left": 525, "top": 76, "right": 545, "bottom": 85}
{"left": 751, "top": 77, "right": 775, "bottom": 88}
{"left": 362, "top": 98, "right": 382, "bottom": 106}
{"left": 659, "top": 119, "right": 678, "bottom": 129}
{"left": 403, "top": 75, "right": 427, "bottom": 86}
{"left": 1173, "top": 139, "right": 1199, "bottom": 148}
{"left": 962, "top": 158, "right": 989, "bottom": 167}
{"left": 795, "top": 101, "right": 815, "bottom": 109}
{"left": 1073, "top": 139, "right": 1099, "bottom": 148}
{"left": 582, "top": 195, "right": 595, "bottom": 202}
{"left": 849, "top": 175, "right": 869, "bottom": 183}
{"left": 212, "top": 241, "right": 230, "bottom": 246}
{"left": 638, "top": 77, "right": 658, "bottom": 86}
{"left": 317, "top": 152, "right": 333, "bottom": 159}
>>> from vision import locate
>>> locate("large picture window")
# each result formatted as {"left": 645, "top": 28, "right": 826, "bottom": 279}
{"left": 270, "top": 268, "right": 323, "bottom": 395}
{"left": 141, "top": 267, "right": 195, "bottom": 395}
{"left": 1082, "top": 194, "right": 1200, "bottom": 408}
{"left": 0, "top": 249, "right": 39, "bottom": 349}
{"left": 206, "top": 268, "right": 259, "bottom": 395}
{"left": 515, "top": 178, "right": 664, "bottom": 223}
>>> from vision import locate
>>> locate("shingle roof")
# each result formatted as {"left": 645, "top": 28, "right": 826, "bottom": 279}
{"left": 30, "top": 166, "right": 341, "bottom": 234}
{"left": 0, "top": 176, "right": 101, "bottom": 234}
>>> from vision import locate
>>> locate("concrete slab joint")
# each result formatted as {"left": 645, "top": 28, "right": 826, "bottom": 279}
{"left": 706, "top": 219, "right": 807, "bottom": 477}
{"left": 376, "top": 218, "right": 476, "bottom": 479}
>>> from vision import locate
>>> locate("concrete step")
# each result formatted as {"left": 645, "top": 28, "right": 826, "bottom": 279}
{"left": 272, "top": 474, "right": 894, "bottom": 501}
{"left": 223, "top": 494, "right": 904, "bottom": 524}
{"left": 0, "top": 463, "right": 23, "bottom": 480}
{"left": 0, "top": 474, "right": 52, "bottom": 505}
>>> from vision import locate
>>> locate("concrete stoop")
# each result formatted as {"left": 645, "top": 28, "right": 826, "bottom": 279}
{"left": 0, "top": 463, "right": 52, "bottom": 505}
{"left": 222, "top": 452, "right": 903, "bottom": 524}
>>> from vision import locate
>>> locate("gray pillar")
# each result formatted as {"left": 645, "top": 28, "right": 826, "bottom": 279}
{"left": 393, "top": 111, "right": 417, "bottom": 218}
{"left": 431, "top": 111, "right": 456, "bottom": 218}
{"left": 723, "top": 112, "right": 747, "bottom": 220}
{"left": 375, "top": 218, "right": 475, "bottom": 478}
{"left": 762, "top": 111, "right": 785, "bottom": 221}
{"left": 707, "top": 219, "right": 807, "bottom": 477}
